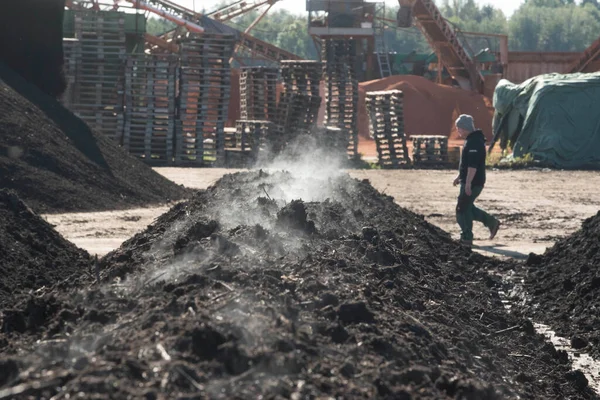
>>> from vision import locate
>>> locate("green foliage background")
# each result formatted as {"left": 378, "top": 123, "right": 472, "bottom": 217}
{"left": 146, "top": 0, "right": 600, "bottom": 59}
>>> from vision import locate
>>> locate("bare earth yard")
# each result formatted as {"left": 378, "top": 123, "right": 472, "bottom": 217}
{"left": 44, "top": 168, "right": 600, "bottom": 260}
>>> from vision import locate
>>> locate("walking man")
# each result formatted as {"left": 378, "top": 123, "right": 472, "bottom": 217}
{"left": 453, "top": 114, "right": 500, "bottom": 248}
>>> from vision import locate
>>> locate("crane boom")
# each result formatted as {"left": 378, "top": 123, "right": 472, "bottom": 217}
{"left": 565, "top": 36, "right": 600, "bottom": 74}
{"left": 399, "top": 0, "right": 484, "bottom": 92}
{"left": 209, "top": 0, "right": 280, "bottom": 22}
{"left": 143, "top": 0, "right": 203, "bottom": 21}
{"left": 121, "top": 0, "right": 204, "bottom": 32}
{"left": 69, "top": 0, "right": 301, "bottom": 62}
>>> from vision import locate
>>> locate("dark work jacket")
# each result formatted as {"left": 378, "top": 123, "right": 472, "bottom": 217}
{"left": 459, "top": 130, "right": 486, "bottom": 187}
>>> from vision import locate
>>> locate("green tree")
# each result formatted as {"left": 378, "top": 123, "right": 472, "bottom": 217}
{"left": 509, "top": 2, "right": 600, "bottom": 51}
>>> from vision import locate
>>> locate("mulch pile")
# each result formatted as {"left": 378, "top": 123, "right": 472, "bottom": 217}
{"left": 0, "top": 170, "right": 594, "bottom": 399}
{"left": 521, "top": 211, "right": 600, "bottom": 359}
{"left": 0, "top": 62, "right": 189, "bottom": 214}
{"left": 0, "top": 189, "right": 91, "bottom": 309}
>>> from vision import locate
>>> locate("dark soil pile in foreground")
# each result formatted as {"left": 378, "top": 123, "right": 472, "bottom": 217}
{"left": 0, "top": 63, "right": 189, "bottom": 213}
{"left": 0, "top": 171, "right": 595, "bottom": 399}
{"left": 521, "top": 211, "right": 600, "bottom": 359}
{"left": 0, "top": 190, "right": 91, "bottom": 308}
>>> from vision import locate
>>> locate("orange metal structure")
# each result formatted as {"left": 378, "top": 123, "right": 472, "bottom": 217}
{"left": 398, "top": 0, "right": 484, "bottom": 92}
{"left": 564, "top": 36, "right": 600, "bottom": 74}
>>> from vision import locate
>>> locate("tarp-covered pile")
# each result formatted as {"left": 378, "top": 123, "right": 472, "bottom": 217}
{"left": 492, "top": 72, "right": 600, "bottom": 168}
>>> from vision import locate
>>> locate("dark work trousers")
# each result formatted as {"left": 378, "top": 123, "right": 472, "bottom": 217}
{"left": 456, "top": 185, "right": 496, "bottom": 241}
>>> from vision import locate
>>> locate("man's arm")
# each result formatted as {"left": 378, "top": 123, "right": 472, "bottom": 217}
{"left": 465, "top": 167, "right": 477, "bottom": 195}
{"left": 464, "top": 143, "right": 484, "bottom": 195}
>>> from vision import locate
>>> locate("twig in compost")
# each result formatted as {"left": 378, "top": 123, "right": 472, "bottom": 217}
{"left": 491, "top": 325, "right": 520, "bottom": 336}
{"left": 208, "top": 291, "right": 233, "bottom": 304}
{"left": 175, "top": 366, "right": 204, "bottom": 391}
{"left": 262, "top": 187, "right": 273, "bottom": 201}
{"left": 216, "top": 280, "right": 234, "bottom": 292}
{"left": 157, "top": 343, "right": 172, "bottom": 361}
{"left": 142, "top": 271, "right": 169, "bottom": 287}
{"left": 212, "top": 293, "right": 242, "bottom": 311}
{"left": 94, "top": 255, "right": 100, "bottom": 283}
{"left": 0, "top": 373, "right": 71, "bottom": 399}
{"left": 508, "top": 353, "right": 535, "bottom": 359}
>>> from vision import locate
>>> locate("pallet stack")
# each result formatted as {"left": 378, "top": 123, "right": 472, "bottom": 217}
{"left": 365, "top": 90, "right": 411, "bottom": 169}
{"left": 71, "top": 11, "right": 126, "bottom": 142}
{"left": 235, "top": 120, "right": 275, "bottom": 153}
{"left": 280, "top": 60, "right": 321, "bottom": 97}
{"left": 322, "top": 39, "right": 359, "bottom": 158}
{"left": 176, "top": 33, "right": 235, "bottom": 166}
{"left": 239, "top": 67, "right": 279, "bottom": 121}
{"left": 61, "top": 38, "right": 81, "bottom": 109}
{"left": 123, "top": 55, "right": 178, "bottom": 165}
{"left": 223, "top": 121, "right": 275, "bottom": 167}
{"left": 411, "top": 135, "right": 449, "bottom": 167}
{"left": 273, "top": 60, "right": 323, "bottom": 150}
{"left": 313, "top": 126, "right": 349, "bottom": 156}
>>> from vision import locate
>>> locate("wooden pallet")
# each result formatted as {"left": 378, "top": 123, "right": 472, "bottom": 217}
{"left": 322, "top": 39, "right": 359, "bottom": 158}
{"left": 175, "top": 36, "right": 235, "bottom": 165}
{"left": 233, "top": 120, "right": 275, "bottom": 156}
{"left": 411, "top": 135, "right": 450, "bottom": 167}
{"left": 61, "top": 39, "right": 81, "bottom": 108}
{"left": 123, "top": 55, "right": 178, "bottom": 164}
{"left": 280, "top": 60, "right": 322, "bottom": 97}
{"left": 67, "top": 10, "right": 127, "bottom": 143}
{"left": 312, "top": 126, "right": 350, "bottom": 156}
{"left": 366, "top": 90, "right": 411, "bottom": 169}
{"left": 239, "top": 66, "right": 279, "bottom": 121}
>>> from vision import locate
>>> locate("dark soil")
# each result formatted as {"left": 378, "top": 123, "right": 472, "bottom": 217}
{"left": 0, "top": 171, "right": 596, "bottom": 399}
{"left": 0, "top": 189, "right": 91, "bottom": 308}
{"left": 0, "top": 62, "right": 190, "bottom": 213}
{"left": 519, "top": 211, "right": 600, "bottom": 359}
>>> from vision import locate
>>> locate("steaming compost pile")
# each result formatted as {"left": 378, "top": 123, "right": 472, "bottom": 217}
{"left": 1, "top": 169, "right": 594, "bottom": 399}
{"left": 521, "top": 211, "right": 600, "bottom": 359}
{"left": 0, "top": 63, "right": 189, "bottom": 213}
{"left": 0, "top": 189, "right": 91, "bottom": 308}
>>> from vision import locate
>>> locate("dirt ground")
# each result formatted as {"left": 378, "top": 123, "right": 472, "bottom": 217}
{"left": 43, "top": 168, "right": 600, "bottom": 259}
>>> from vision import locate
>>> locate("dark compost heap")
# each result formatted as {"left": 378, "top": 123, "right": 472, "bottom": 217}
{"left": 0, "top": 189, "right": 91, "bottom": 309}
{"left": 0, "top": 63, "right": 189, "bottom": 214}
{"left": 522, "top": 211, "right": 600, "bottom": 359}
{"left": 0, "top": 171, "right": 595, "bottom": 399}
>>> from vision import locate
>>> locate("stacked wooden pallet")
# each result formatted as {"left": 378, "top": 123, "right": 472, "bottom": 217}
{"left": 71, "top": 11, "right": 126, "bottom": 142}
{"left": 365, "top": 90, "right": 411, "bottom": 169}
{"left": 411, "top": 135, "right": 450, "bottom": 167}
{"left": 313, "top": 126, "right": 349, "bottom": 157}
{"left": 322, "top": 39, "right": 359, "bottom": 158}
{"left": 61, "top": 38, "right": 80, "bottom": 109}
{"left": 239, "top": 66, "right": 278, "bottom": 121}
{"left": 224, "top": 127, "right": 238, "bottom": 150}
{"left": 176, "top": 33, "right": 235, "bottom": 166}
{"left": 274, "top": 60, "right": 323, "bottom": 151}
{"left": 123, "top": 55, "right": 178, "bottom": 165}
{"left": 234, "top": 120, "right": 274, "bottom": 154}
{"left": 223, "top": 121, "right": 275, "bottom": 167}
{"left": 280, "top": 60, "right": 321, "bottom": 97}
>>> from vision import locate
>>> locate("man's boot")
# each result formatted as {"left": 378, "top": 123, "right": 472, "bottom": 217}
{"left": 489, "top": 219, "right": 501, "bottom": 240}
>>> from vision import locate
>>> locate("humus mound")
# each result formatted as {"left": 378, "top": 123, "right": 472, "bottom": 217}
{"left": 0, "top": 63, "right": 189, "bottom": 213}
{"left": 0, "top": 171, "right": 593, "bottom": 399}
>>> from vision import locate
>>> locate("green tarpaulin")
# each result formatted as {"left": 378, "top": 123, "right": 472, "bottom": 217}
{"left": 492, "top": 72, "right": 600, "bottom": 168}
